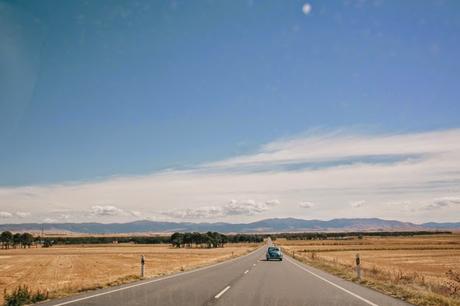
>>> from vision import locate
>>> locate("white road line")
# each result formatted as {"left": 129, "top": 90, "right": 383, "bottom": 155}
{"left": 49, "top": 246, "right": 265, "bottom": 306}
{"left": 253, "top": 263, "right": 256, "bottom": 266}
{"left": 214, "top": 285, "right": 231, "bottom": 299}
{"left": 244, "top": 270, "right": 249, "bottom": 274}
{"left": 286, "top": 257, "right": 379, "bottom": 306}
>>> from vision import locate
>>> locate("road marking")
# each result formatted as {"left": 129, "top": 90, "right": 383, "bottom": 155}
{"left": 214, "top": 285, "right": 231, "bottom": 299}
{"left": 286, "top": 257, "right": 379, "bottom": 306}
{"left": 244, "top": 270, "right": 249, "bottom": 274}
{"left": 49, "top": 246, "right": 264, "bottom": 306}
{"left": 253, "top": 263, "right": 256, "bottom": 266}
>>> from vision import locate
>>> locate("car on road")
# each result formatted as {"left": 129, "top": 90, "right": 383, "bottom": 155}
{"left": 266, "top": 246, "right": 283, "bottom": 261}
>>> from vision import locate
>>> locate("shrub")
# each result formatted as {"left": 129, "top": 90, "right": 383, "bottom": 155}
{"left": 4, "top": 285, "right": 48, "bottom": 306}
{"left": 310, "top": 251, "right": 317, "bottom": 260}
{"left": 445, "top": 269, "right": 460, "bottom": 296}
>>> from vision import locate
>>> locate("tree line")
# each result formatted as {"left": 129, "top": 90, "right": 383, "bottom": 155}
{"left": 170, "top": 232, "right": 264, "bottom": 248}
{"left": 0, "top": 231, "right": 35, "bottom": 249}
{"left": 271, "top": 231, "right": 452, "bottom": 240}
{"left": 2, "top": 230, "right": 449, "bottom": 248}
{"left": 0, "top": 231, "right": 264, "bottom": 248}
{"left": 49, "top": 235, "right": 171, "bottom": 245}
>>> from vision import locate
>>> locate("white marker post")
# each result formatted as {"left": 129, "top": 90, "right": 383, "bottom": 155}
{"left": 355, "top": 253, "right": 361, "bottom": 280}
{"left": 141, "top": 255, "right": 145, "bottom": 278}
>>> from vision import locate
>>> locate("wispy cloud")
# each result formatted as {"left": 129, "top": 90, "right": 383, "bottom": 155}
{"left": 299, "top": 201, "right": 315, "bottom": 208}
{"left": 350, "top": 200, "right": 365, "bottom": 208}
{"left": 89, "top": 205, "right": 125, "bottom": 217}
{"left": 0, "top": 211, "right": 13, "bottom": 218}
{"left": 422, "top": 197, "right": 460, "bottom": 210}
{"left": 162, "top": 199, "right": 279, "bottom": 220}
{"left": 130, "top": 211, "right": 142, "bottom": 217}
{"left": 204, "top": 129, "right": 460, "bottom": 171}
{"left": 302, "top": 3, "right": 312, "bottom": 15}
{"left": 0, "top": 211, "right": 31, "bottom": 219}
{"left": 1, "top": 128, "right": 460, "bottom": 223}
{"left": 15, "top": 211, "right": 31, "bottom": 218}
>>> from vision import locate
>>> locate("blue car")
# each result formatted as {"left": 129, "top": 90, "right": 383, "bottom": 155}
{"left": 266, "top": 246, "right": 283, "bottom": 261}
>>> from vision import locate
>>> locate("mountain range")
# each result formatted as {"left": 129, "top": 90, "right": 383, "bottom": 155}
{"left": 0, "top": 218, "right": 459, "bottom": 234}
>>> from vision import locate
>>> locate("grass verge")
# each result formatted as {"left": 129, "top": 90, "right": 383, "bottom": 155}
{"left": 282, "top": 248, "right": 460, "bottom": 306}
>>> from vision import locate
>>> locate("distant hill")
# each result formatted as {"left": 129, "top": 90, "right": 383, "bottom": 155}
{"left": 0, "top": 218, "right": 458, "bottom": 234}
{"left": 421, "top": 222, "right": 460, "bottom": 229}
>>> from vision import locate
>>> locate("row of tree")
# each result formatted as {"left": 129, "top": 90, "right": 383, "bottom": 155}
{"left": 0, "top": 231, "right": 264, "bottom": 249}
{"left": 170, "top": 232, "right": 264, "bottom": 248}
{"left": 50, "top": 236, "right": 170, "bottom": 245}
{"left": 171, "top": 232, "right": 226, "bottom": 248}
{"left": 0, "top": 231, "right": 35, "bottom": 249}
{"left": 272, "top": 231, "right": 452, "bottom": 240}
{"left": 3, "top": 230, "right": 447, "bottom": 248}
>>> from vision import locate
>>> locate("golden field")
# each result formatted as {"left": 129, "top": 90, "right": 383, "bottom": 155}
{"left": 278, "top": 234, "right": 460, "bottom": 306}
{"left": 0, "top": 243, "right": 259, "bottom": 304}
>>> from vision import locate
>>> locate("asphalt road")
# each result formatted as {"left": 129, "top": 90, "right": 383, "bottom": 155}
{"left": 42, "top": 244, "right": 412, "bottom": 306}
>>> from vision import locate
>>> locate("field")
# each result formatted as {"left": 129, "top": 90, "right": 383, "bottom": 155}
{"left": 278, "top": 234, "right": 460, "bottom": 306}
{"left": 0, "top": 243, "right": 260, "bottom": 304}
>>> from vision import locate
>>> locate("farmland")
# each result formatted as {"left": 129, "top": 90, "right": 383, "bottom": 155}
{"left": 278, "top": 234, "right": 460, "bottom": 306}
{"left": 0, "top": 243, "right": 260, "bottom": 304}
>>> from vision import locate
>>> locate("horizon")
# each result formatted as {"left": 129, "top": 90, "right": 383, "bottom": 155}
{"left": 1, "top": 1, "right": 460, "bottom": 224}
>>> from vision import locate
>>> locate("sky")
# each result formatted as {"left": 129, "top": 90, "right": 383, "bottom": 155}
{"left": 0, "top": 0, "right": 459, "bottom": 224}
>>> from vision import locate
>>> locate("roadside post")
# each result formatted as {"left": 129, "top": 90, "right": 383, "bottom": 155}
{"left": 355, "top": 253, "right": 361, "bottom": 280}
{"left": 141, "top": 255, "right": 145, "bottom": 278}
{"left": 292, "top": 250, "right": 295, "bottom": 259}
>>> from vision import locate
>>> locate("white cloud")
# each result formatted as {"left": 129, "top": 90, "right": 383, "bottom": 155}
{"left": 299, "top": 201, "right": 315, "bottom": 208}
{"left": 1, "top": 129, "right": 460, "bottom": 223}
{"left": 350, "top": 200, "right": 365, "bottom": 208}
{"left": 0, "top": 211, "right": 13, "bottom": 218}
{"left": 265, "top": 199, "right": 280, "bottom": 206}
{"left": 58, "top": 214, "right": 71, "bottom": 221}
{"left": 205, "top": 129, "right": 460, "bottom": 171}
{"left": 223, "top": 199, "right": 276, "bottom": 215}
{"left": 302, "top": 3, "right": 312, "bottom": 15}
{"left": 130, "top": 210, "right": 142, "bottom": 217}
{"left": 434, "top": 197, "right": 460, "bottom": 206}
{"left": 423, "top": 196, "right": 460, "bottom": 210}
{"left": 15, "top": 211, "right": 31, "bottom": 218}
{"left": 163, "top": 206, "right": 222, "bottom": 219}
{"left": 163, "top": 199, "right": 279, "bottom": 219}
{"left": 89, "top": 205, "right": 124, "bottom": 216}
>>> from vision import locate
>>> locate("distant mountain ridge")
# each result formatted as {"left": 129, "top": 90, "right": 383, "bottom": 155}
{"left": 0, "top": 218, "right": 459, "bottom": 234}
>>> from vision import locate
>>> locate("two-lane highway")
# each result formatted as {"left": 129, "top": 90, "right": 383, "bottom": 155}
{"left": 42, "top": 244, "right": 411, "bottom": 306}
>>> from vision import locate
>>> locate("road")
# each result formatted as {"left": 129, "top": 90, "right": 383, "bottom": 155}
{"left": 42, "top": 243, "right": 411, "bottom": 306}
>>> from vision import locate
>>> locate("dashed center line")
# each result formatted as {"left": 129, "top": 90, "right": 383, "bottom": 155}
{"left": 244, "top": 270, "right": 249, "bottom": 274}
{"left": 214, "top": 285, "right": 231, "bottom": 299}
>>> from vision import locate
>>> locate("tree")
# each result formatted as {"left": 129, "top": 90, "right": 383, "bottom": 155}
{"left": 191, "top": 232, "right": 203, "bottom": 247}
{"left": 170, "top": 232, "right": 183, "bottom": 248}
{"left": 12, "top": 233, "right": 22, "bottom": 248}
{"left": 21, "top": 233, "right": 34, "bottom": 248}
{"left": 183, "top": 232, "right": 192, "bottom": 248}
{"left": 1, "top": 231, "right": 13, "bottom": 249}
{"left": 43, "top": 239, "right": 53, "bottom": 248}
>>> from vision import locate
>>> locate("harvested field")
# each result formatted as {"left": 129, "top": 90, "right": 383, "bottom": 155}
{"left": 0, "top": 243, "right": 260, "bottom": 304}
{"left": 278, "top": 234, "right": 460, "bottom": 306}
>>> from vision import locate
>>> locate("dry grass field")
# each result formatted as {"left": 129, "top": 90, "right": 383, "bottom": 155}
{"left": 0, "top": 243, "right": 260, "bottom": 304}
{"left": 278, "top": 234, "right": 460, "bottom": 306}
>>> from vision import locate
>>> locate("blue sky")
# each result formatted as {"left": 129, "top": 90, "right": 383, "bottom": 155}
{"left": 0, "top": 0, "right": 459, "bottom": 223}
